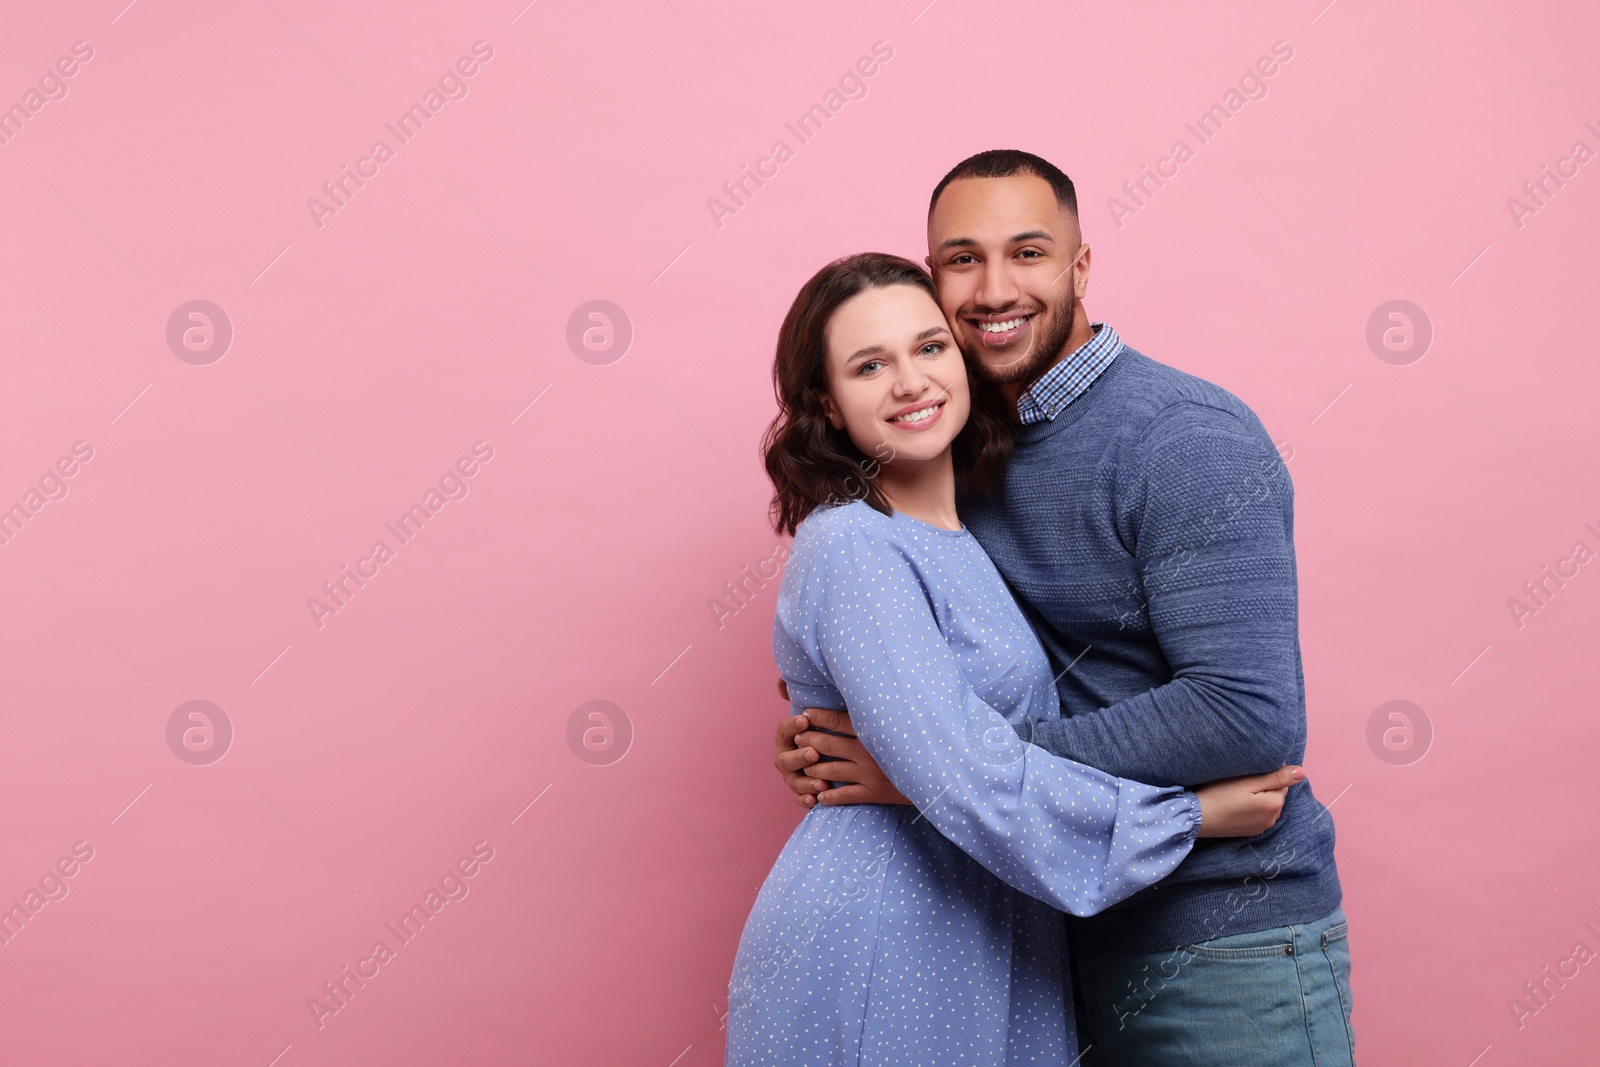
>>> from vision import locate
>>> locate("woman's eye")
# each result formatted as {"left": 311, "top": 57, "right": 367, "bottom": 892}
{"left": 919, "top": 342, "right": 945, "bottom": 356}
{"left": 858, "top": 360, "right": 883, "bottom": 375}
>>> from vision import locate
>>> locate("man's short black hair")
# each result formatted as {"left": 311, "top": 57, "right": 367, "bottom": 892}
{"left": 928, "top": 149, "right": 1078, "bottom": 219}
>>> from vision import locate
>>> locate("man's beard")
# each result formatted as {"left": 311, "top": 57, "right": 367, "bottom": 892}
{"left": 963, "top": 288, "right": 1078, "bottom": 387}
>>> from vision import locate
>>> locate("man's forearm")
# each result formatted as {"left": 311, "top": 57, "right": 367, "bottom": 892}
{"left": 1014, "top": 654, "right": 1302, "bottom": 785}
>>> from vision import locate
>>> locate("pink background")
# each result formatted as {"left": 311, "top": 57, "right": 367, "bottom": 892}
{"left": 1, "top": 0, "right": 1596, "bottom": 1063}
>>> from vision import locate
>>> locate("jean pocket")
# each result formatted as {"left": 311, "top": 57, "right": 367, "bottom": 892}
{"left": 1183, "top": 928, "right": 1296, "bottom": 961}
{"left": 1320, "top": 920, "right": 1356, "bottom": 1049}
{"left": 1186, "top": 941, "right": 1295, "bottom": 960}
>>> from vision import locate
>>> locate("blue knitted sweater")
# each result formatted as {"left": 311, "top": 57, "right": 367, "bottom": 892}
{"left": 958, "top": 345, "right": 1341, "bottom": 955}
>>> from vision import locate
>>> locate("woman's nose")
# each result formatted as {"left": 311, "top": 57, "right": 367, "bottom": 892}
{"left": 892, "top": 362, "right": 929, "bottom": 395}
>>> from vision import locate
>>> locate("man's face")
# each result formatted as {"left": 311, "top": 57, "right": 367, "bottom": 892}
{"left": 926, "top": 173, "right": 1091, "bottom": 388}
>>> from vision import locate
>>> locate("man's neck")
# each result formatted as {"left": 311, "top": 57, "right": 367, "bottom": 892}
{"left": 998, "top": 314, "right": 1096, "bottom": 417}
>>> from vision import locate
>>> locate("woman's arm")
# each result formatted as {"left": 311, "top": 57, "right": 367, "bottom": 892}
{"left": 786, "top": 521, "right": 1200, "bottom": 917}
{"left": 773, "top": 706, "right": 1302, "bottom": 836}
{"left": 777, "top": 706, "right": 913, "bottom": 808}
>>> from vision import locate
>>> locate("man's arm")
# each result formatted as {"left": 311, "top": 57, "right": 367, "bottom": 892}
{"left": 774, "top": 401, "right": 1305, "bottom": 793}
{"left": 775, "top": 704, "right": 1304, "bottom": 836}
{"left": 1020, "top": 402, "right": 1303, "bottom": 784}
{"left": 781, "top": 520, "right": 1207, "bottom": 916}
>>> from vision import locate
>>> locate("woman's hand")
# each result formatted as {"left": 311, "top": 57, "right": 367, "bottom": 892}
{"left": 1194, "top": 766, "right": 1305, "bottom": 837}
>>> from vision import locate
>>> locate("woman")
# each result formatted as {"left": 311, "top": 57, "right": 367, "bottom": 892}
{"left": 725, "top": 253, "right": 1297, "bottom": 1065}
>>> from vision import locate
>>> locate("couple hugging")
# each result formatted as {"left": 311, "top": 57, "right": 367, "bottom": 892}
{"left": 724, "top": 150, "right": 1355, "bottom": 1066}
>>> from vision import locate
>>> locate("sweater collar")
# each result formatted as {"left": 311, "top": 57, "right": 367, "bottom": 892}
{"left": 1015, "top": 322, "right": 1122, "bottom": 424}
{"left": 1013, "top": 341, "right": 1140, "bottom": 447}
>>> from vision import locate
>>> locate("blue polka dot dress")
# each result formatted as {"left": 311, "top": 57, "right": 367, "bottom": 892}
{"left": 726, "top": 500, "right": 1203, "bottom": 1065}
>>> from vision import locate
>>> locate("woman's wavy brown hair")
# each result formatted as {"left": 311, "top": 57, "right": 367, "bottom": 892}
{"left": 760, "top": 252, "right": 1014, "bottom": 537}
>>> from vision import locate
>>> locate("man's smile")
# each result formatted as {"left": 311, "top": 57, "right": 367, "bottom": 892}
{"left": 969, "top": 312, "right": 1035, "bottom": 348}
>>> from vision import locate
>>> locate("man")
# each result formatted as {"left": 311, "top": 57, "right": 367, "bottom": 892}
{"left": 770, "top": 150, "right": 1354, "bottom": 1066}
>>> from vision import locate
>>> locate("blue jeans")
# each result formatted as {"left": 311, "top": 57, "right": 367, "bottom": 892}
{"left": 1073, "top": 906, "right": 1356, "bottom": 1066}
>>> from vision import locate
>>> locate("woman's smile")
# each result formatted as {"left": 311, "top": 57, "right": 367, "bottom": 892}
{"left": 885, "top": 398, "right": 947, "bottom": 431}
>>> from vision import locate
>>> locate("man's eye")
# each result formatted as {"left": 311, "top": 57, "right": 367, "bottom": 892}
{"left": 950, "top": 254, "right": 975, "bottom": 265}
{"left": 1018, "top": 249, "right": 1043, "bottom": 259}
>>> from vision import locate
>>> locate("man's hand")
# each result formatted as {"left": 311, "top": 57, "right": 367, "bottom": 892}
{"left": 772, "top": 702, "right": 910, "bottom": 810}
{"left": 1194, "top": 766, "right": 1305, "bottom": 837}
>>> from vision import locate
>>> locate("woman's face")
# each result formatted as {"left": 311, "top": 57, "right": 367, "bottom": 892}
{"left": 819, "top": 284, "right": 971, "bottom": 468}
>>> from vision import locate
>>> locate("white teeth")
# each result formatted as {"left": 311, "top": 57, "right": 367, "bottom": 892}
{"left": 980, "top": 317, "right": 1026, "bottom": 333}
{"left": 890, "top": 402, "right": 941, "bottom": 424}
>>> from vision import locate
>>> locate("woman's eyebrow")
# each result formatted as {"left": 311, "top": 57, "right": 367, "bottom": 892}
{"left": 846, "top": 325, "right": 948, "bottom": 364}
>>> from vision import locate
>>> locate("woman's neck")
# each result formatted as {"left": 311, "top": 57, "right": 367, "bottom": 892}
{"left": 877, "top": 451, "right": 960, "bottom": 530}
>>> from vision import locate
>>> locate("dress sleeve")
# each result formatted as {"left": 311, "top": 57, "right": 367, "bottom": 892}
{"left": 791, "top": 521, "right": 1202, "bottom": 916}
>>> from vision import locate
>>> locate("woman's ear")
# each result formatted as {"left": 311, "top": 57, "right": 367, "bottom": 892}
{"left": 818, "top": 392, "right": 844, "bottom": 430}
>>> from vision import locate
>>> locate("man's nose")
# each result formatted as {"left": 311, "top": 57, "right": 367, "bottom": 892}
{"left": 975, "top": 262, "right": 1020, "bottom": 309}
